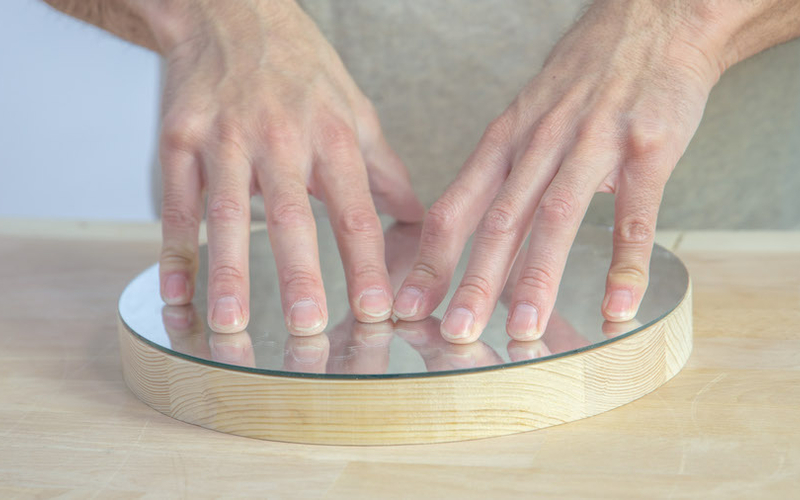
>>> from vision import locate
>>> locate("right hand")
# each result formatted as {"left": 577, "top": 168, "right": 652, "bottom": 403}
{"left": 152, "top": 0, "right": 424, "bottom": 335}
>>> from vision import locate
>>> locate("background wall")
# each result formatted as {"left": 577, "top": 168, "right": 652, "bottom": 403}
{"left": 0, "top": 0, "right": 159, "bottom": 221}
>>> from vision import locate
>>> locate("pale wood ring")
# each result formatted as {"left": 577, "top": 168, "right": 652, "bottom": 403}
{"left": 119, "top": 282, "right": 692, "bottom": 445}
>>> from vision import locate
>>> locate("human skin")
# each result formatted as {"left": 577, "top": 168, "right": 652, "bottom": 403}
{"left": 43, "top": 0, "right": 424, "bottom": 336}
{"left": 44, "top": 0, "right": 800, "bottom": 344}
{"left": 392, "top": 0, "right": 800, "bottom": 343}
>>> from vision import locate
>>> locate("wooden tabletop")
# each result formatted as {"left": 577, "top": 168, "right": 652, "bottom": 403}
{"left": 1, "top": 220, "right": 799, "bottom": 499}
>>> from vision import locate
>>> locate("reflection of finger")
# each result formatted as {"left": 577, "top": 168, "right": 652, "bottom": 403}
{"left": 393, "top": 121, "right": 512, "bottom": 321}
{"left": 539, "top": 309, "right": 590, "bottom": 355}
{"left": 316, "top": 120, "right": 393, "bottom": 323}
{"left": 333, "top": 320, "right": 394, "bottom": 375}
{"left": 603, "top": 166, "right": 664, "bottom": 322}
{"left": 507, "top": 339, "right": 551, "bottom": 362}
{"left": 209, "top": 331, "right": 255, "bottom": 367}
{"left": 162, "top": 304, "right": 210, "bottom": 360}
{"left": 508, "top": 148, "right": 615, "bottom": 341}
{"left": 395, "top": 318, "right": 502, "bottom": 372}
{"left": 283, "top": 333, "right": 330, "bottom": 373}
{"left": 601, "top": 317, "right": 644, "bottom": 339}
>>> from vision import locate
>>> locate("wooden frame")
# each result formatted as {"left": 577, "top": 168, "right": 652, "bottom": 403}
{"left": 118, "top": 284, "right": 691, "bottom": 446}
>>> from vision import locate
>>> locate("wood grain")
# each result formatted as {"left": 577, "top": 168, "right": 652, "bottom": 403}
{"left": 118, "top": 286, "right": 692, "bottom": 445}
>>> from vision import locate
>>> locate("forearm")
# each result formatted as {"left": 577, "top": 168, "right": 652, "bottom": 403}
{"left": 42, "top": 0, "right": 161, "bottom": 52}
{"left": 41, "top": 0, "right": 301, "bottom": 56}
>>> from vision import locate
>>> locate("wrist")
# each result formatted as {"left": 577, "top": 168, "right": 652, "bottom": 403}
{"left": 134, "top": 0, "right": 301, "bottom": 56}
{"left": 585, "top": 0, "right": 752, "bottom": 87}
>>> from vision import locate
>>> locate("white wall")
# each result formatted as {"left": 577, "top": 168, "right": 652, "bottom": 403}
{"left": 0, "top": 1, "right": 159, "bottom": 221}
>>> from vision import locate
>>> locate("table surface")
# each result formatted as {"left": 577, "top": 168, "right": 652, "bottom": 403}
{"left": 1, "top": 219, "right": 799, "bottom": 499}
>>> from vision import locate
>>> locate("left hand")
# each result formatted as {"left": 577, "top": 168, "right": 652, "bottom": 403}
{"left": 393, "top": 0, "right": 723, "bottom": 343}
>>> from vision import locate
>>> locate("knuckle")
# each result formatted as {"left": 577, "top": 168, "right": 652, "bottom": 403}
{"left": 260, "top": 115, "right": 301, "bottom": 148}
{"left": 616, "top": 216, "right": 655, "bottom": 245}
{"left": 319, "top": 120, "right": 357, "bottom": 151}
{"left": 338, "top": 206, "right": 381, "bottom": 237}
{"left": 161, "top": 198, "right": 200, "bottom": 230}
{"left": 209, "top": 263, "right": 246, "bottom": 285}
{"left": 608, "top": 263, "right": 649, "bottom": 284}
{"left": 458, "top": 274, "right": 493, "bottom": 300}
{"left": 483, "top": 115, "right": 513, "bottom": 145}
{"left": 268, "top": 193, "right": 313, "bottom": 229}
{"left": 528, "top": 112, "right": 562, "bottom": 149}
{"left": 626, "top": 120, "right": 671, "bottom": 160}
{"left": 281, "top": 265, "right": 322, "bottom": 291}
{"left": 207, "top": 198, "right": 247, "bottom": 224}
{"left": 479, "top": 206, "right": 519, "bottom": 239}
{"left": 159, "top": 245, "right": 196, "bottom": 269}
{"left": 160, "top": 110, "right": 205, "bottom": 155}
{"left": 425, "top": 198, "right": 461, "bottom": 234}
{"left": 517, "top": 265, "right": 556, "bottom": 294}
{"left": 410, "top": 260, "right": 442, "bottom": 282}
{"left": 537, "top": 190, "right": 579, "bottom": 225}
{"left": 351, "top": 262, "right": 385, "bottom": 282}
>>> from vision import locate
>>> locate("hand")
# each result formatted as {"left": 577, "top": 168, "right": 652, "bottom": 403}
{"left": 155, "top": 0, "right": 424, "bottom": 335}
{"left": 394, "top": 0, "right": 721, "bottom": 343}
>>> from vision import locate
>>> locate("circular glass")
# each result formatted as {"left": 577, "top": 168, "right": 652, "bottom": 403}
{"left": 119, "top": 222, "right": 688, "bottom": 379}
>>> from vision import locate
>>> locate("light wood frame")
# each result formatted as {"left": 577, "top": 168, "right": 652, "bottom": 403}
{"left": 118, "top": 284, "right": 692, "bottom": 446}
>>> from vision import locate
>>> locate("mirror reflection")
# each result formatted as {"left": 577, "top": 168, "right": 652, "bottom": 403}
{"left": 119, "top": 221, "right": 688, "bottom": 377}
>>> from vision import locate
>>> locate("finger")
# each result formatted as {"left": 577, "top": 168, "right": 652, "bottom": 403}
{"left": 393, "top": 118, "right": 513, "bottom": 320}
{"left": 316, "top": 121, "right": 393, "bottom": 323}
{"left": 257, "top": 159, "right": 328, "bottom": 336}
{"left": 507, "top": 149, "right": 615, "bottom": 342}
{"left": 363, "top": 133, "right": 425, "bottom": 222}
{"left": 204, "top": 146, "right": 252, "bottom": 333}
{"left": 158, "top": 144, "right": 203, "bottom": 306}
{"left": 438, "top": 144, "right": 564, "bottom": 343}
{"left": 602, "top": 169, "right": 663, "bottom": 322}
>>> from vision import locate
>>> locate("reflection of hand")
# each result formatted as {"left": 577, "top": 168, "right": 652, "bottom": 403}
{"left": 395, "top": 317, "right": 503, "bottom": 371}
{"left": 393, "top": 1, "right": 727, "bottom": 344}
{"left": 162, "top": 304, "right": 254, "bottom": 367}
{"left": 143, "top": 1, "right": 424, "bottom": 338}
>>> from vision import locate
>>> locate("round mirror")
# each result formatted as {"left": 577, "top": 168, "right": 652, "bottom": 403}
{"left": 119, "top": 221, "right": 689, "bottom": 379}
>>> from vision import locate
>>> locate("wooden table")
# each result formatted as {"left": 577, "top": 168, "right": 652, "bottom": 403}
{"left": 1, "top": 220, "right": 799, "bottom": 499}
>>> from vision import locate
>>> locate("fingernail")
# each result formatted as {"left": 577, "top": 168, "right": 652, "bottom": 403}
{"left": 441, "top": 307, "right": 475, "bottom": 341}
{"left": 605, "top": 289, "right": 635, "bottom": 320}
{"left": 507, "top": 303, "right": 541, "bottom": 340}
{"left": 289, "top": 298, "right": 325, "bottom": 334}
{"left": 211, "top": 296, "right": 245, "bottom": 331}
{"left": 358, "top": 287, "right": 392, "bottom": 319}
{"left": 290, "top": 343, "right": 324, "bottom": 364}
{"left": 164, "top": 274, "right": 189, "bottom": 304}
{"left": 394, "top": 286, "right": 423, "bottom": 318}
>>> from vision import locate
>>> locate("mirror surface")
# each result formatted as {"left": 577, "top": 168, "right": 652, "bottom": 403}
{"left": 119, "top": 222, "right": 688, "bottom": 378}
